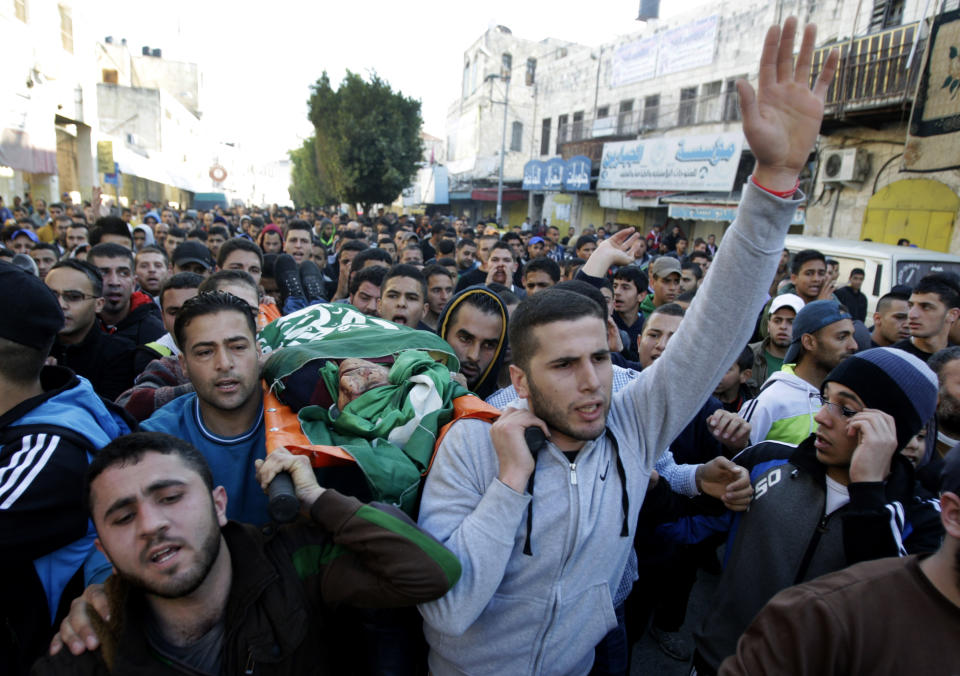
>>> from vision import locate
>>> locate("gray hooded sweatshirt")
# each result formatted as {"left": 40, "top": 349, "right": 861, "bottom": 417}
{"left": 417, "top": 181, "right": 801, "bottom": 676}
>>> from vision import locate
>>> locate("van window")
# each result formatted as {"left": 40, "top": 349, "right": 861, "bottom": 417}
{"left": 897, "top": 261, "right": 960, "bottom": 286}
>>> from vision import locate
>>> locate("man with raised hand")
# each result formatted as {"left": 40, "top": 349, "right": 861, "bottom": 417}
{"left": 416, "top": 18, "right": 837, "bottom": 676}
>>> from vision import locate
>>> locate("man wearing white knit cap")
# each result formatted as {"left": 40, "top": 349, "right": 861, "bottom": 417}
{"left": 661, "top": 347, "right": 945, "bottom": 675}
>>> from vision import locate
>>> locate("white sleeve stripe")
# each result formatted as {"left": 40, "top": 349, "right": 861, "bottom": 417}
{"left": 0, "top": 435, "right": 46, "bottom": 493}
{"left": 0, "top": 435, "right": 61, "bottom": 510}
{"left": 885, "top": 501, "right": 907, "bottom": 557}
{"left": 0, "top": 434, "right": 45, "bottom": 491}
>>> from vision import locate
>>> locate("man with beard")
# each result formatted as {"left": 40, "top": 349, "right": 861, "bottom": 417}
{"left": 930, "top": 347, "right": 960, "bottom": 461}
{"left": 454, "top": 238, "right": 477, "bottom": 275}
{"left": 437, "top": 286, "right": 509, "bottom": 399}
{"left": 36, "top": 432, "right": 460, "bottom": 675}
{"left": 719, "top": 419, "right": 960, "bottom": 676}
{"left": 417, "top": 19, "right": 839, "bottom": 673}
{"left": 870, "top": 291, "right": 910, "bottom": 347}
{"left": 748, "top": 293, "right": 803, "bottom": 388}
{"left": 89, "top": 243, "right": 164, "bottom": 346}
{"left": 741, "top": 300, "right": 857, "bottom": 445}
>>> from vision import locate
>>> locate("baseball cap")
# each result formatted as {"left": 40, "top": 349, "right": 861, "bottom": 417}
{"left": 172, "top": 241, "right": 214, "bottom": 270}
{"left": 12, "top": 229, "right": 39, "bottom": 243}
{"left": 649, "top": 256, "right": 681, "bottom": 279}
{"left": 529, "top": 236, "right": 545, "bottom": 245}
{"left": 783, "top": 299, "right": 852, "bottom": 364}
{"left": 0, "top": 261, "right": 63, "bottom": 350}
{"left": 769, "top": 293, "right": 804, "bottom": 316}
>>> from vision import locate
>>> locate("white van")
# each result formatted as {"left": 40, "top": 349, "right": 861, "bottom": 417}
{"left": 783, "top": 236, "right": 960, "bottom": 315}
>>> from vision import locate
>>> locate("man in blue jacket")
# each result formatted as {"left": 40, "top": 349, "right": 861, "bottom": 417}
{"left": 0, "top": 262, "right": 133, "bottom": 676}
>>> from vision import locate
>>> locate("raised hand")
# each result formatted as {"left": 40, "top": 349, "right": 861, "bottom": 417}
{"left": 739, "top": 18, "right": 839, "bottom": 191}
{"left": 581, "top": 227, "right": 643, "bottom": 277}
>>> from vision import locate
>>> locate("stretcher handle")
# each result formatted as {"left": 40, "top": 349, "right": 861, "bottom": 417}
{"left": 267, "top": 472, "right": 300, "bottom": 523}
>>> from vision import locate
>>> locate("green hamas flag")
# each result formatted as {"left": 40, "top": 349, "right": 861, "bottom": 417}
{"left": 258, "top": 303, "right": 468, "bottom": 514}
{"left": 259, "top": 303, "right": 459, "bottom": 391}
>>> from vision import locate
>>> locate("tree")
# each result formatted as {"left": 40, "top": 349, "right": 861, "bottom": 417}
{"left": 305, "top": 71, "right": 424, "bottom": 214}
{"left": 288, "top": 137, "right": 332, "bottom": 208}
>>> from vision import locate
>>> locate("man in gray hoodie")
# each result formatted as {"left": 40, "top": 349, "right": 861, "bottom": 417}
{"left": 416, "top": 18, "right": 839, "bottom": 676}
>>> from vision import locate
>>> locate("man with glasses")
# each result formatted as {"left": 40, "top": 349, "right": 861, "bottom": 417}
{"left": 667, "top": 347, "right": 944, "bottom": 674}
{"left": 45, "top": 260, "right": 137, "bottom": 400}
{"left": 740, "top": 299, "right": 857, "bottom": 445}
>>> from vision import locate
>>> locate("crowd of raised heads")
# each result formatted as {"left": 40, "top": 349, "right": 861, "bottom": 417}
{"left": 3, "top": 17, "right": 959, "bottom": 676}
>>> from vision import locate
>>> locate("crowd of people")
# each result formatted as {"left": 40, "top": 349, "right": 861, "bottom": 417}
{"left": 1, "top": 18, "right": 958, "bottom": 676}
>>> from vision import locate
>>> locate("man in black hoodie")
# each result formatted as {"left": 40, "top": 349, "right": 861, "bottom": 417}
{"left": 436, "top": 286, "right": 509, "bottom": 399}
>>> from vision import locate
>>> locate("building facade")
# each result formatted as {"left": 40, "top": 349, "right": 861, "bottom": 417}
{"left": 445, "top": 0, "right": 960, "bottom": 252}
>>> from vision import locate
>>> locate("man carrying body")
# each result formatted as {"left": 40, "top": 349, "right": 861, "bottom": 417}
{"left": 748, "top": 293, "right": 803, "bottom": 388}
{"left": 347, "top": 265, "right": 387, "bottom": 317}
{"left": 0, "top": 263, "right": 131, "bottom": 675}
{"left": 35, "top": 432, "right": 460, "bottom": 674}
{"left": 416, "top": 20, "right": 837, "bottom": 674}
{"left": 870, "top": 291, "right": 910, "bottom": 347}
{"left": 893, "top": 272, "right": 960, "bottom": 361}
{"left": 741, "top": 300, "right": 857, "bottom": 445}
{"left": 436, "top": 285, "right": 510, "bottom": 398}
{"left": 639, "top": 256, "right": 681, "bottom": 316}
{"left": 88, "top": 243, "right": 165, "bottom": 346}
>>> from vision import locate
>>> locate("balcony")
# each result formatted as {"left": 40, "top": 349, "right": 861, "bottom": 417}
{"left": 809, "top": 22, "right": 923, "bottom": 121}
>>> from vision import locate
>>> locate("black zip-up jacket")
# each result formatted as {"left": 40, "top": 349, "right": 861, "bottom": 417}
{"left": 50, "top": 328, "right": 137, "bottom": 401}
{"left": 31, "top": 490, "right": 461, "bottom": 675}
{"left": 657, "top": 435, "right": 943, "bottom": 674}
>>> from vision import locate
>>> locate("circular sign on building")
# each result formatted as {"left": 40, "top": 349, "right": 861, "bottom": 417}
{"left": 209, "top": 165, "right": 227, "bottom": 183}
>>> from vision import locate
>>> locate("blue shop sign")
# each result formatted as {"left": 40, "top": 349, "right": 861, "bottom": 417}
{"left": 563, "top": 155, "right": 592, "bottom": 191}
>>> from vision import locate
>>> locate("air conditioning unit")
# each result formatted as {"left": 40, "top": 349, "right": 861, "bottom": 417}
{"left": 821, "top": 148, "right": 869, "bottom": 184}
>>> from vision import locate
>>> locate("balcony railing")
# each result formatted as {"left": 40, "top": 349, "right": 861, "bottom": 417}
{"left": 809, "top": 22, "right": 923, "bottom": 117}
{"left": 555, "top": 92, "right": 741, "bottom": 149}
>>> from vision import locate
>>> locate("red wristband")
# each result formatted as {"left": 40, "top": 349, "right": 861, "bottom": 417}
{"left": 750, "top": 175, "right": 799, "bottom": 198}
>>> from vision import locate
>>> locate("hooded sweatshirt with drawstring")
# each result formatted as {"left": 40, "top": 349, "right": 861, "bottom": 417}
{"left": 436, "top": 286, "right": 509, "bottom": 400}
{"left": 738, "top": 364, "right": 819, "bottom": 446}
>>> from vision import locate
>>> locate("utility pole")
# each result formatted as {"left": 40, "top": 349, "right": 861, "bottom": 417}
{"left": 488, "top": 52, "right": 512, "bottom": 226}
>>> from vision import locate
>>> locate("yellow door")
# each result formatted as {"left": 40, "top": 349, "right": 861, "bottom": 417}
{"left": 862, "top": 179, "right": 959, "bottom": 252}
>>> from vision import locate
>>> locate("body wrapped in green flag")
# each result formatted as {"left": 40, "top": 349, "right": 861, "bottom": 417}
{"left": 259, "top": 303, "right": 470, "bottom": 514}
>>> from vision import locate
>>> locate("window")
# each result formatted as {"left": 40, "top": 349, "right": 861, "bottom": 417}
{"left": 501, "top": 53, "right": 513, "bottom": 80}
{"left": 58, "top": 4, "right": 73, "bottom": 54}
{"left": 618, "top": 100, "right": 634, "bottom": 134}
{"left": 463, "top": 60, "right": 471, "bottom": 99}
{"left": 723, "top": 77, "right": 745, "bottom": 121}
{"left": 678, "top": 87, "right": 698, "bottom": 126}
{"left": 870, "top": 0, "right": 905, "bottom": 31}
{"left": 557, "top": 114, "right": 568, "bottom": 153}
{"left": 642, "top": 94, "right": 659, "bottom": 130}
{"left": 102, "top": 69, "right": 119, "bottom": 84}
{"left": 511, "top": 121, "right": 523, "bottom": 152}
{"left": 526, "top": 58, "right": 537, "bottom": 86}
{"left": 14, "top": 0, "right": 26, "bottom": 22}
{"left": 700, "top": 81, "right": 722, "bottom": 123}
{"left": 572, "top": 111, "right": 584, "bottom": 141}
{"left": 597, "top": 106, "right": 610, "bottom": 119}
{"left": 540, "top": 118, "right": 551, "bottom": 156}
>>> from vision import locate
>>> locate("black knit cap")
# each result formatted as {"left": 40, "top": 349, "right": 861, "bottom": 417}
{"left": 822, "top": 347, "right": 937, "bottom": 451}
{"left": 0, "top": 261, "right": 64, "bottom": 350}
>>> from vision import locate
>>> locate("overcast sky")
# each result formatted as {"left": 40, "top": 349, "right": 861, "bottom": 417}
{"left": 96, "top": 0, "right": 705, "bottom": 161}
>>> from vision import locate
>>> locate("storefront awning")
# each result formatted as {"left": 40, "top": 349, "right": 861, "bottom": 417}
{"left": 470, "top": 188, "right": 527, "bottom": 202}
